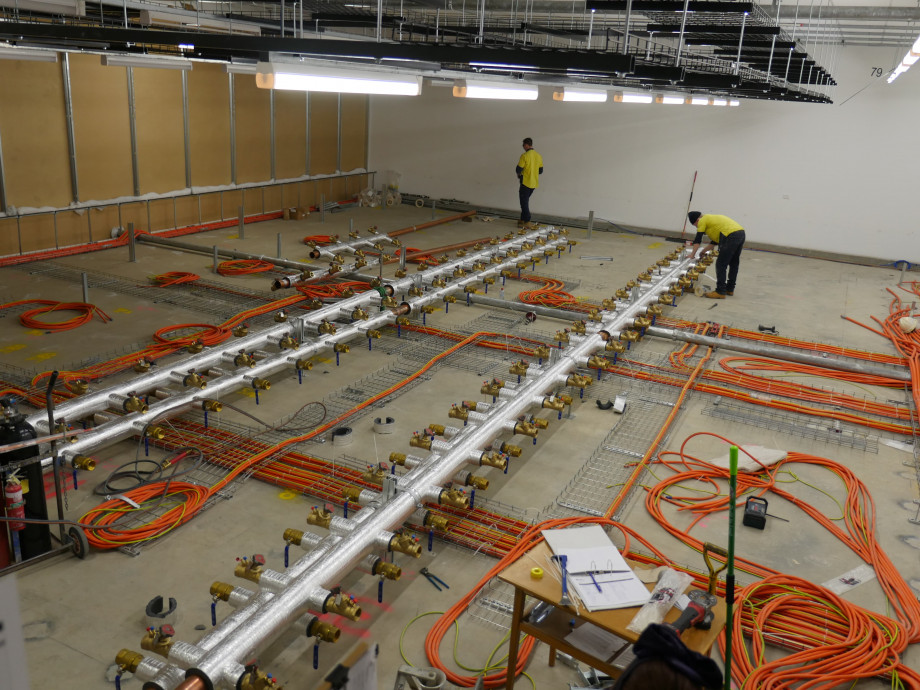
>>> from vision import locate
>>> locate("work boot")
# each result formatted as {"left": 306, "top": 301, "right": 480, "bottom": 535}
{"left": 704, "top": 291, "right": 726, "bottom": 299}
{"left": 726, "top": 291, "right": 734, "bottom": 296}
{"left": 517, "top": 220, "right": 526, "bottom": 228}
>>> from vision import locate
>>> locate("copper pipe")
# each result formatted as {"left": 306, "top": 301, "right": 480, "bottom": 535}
{"left": 175, "top": 677, "right": 206, "bottom": 690}
{"left": 385, "top": 237, "right": 492, "bottom": 264}
{"left": 386, "top": 210, "right": 477, "bottom": 237}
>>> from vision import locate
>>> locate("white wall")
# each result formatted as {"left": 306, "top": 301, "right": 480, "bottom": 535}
{"left": 368, "top": 45, "right": 918, "bottom": 263}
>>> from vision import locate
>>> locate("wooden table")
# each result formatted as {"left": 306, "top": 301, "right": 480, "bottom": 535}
{"left": 497, "top": 542, "right": 726, "bottom": 689}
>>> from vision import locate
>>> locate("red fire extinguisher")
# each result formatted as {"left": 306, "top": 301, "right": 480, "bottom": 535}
{"left": 5, "top": 477, "right": 26, "bottom": 533}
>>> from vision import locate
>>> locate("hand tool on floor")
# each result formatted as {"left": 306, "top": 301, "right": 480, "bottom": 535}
{"left": 758, "top": 324, "right": 778, "bottom": 334}
{"left": 420, "top": 567, "right": 449, "bottom": 591}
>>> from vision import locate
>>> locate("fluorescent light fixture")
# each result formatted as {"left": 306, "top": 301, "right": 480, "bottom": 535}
{"left": 453, "top": 79, "right": 539, "bottom": 100}
{"left": 655, "top": 94, "right": 686, "bottom": 105}
{"left": 101, "top": 54, "right": 193, "bottom": 71}
{"left": 552, "top": 87, "right": 607, "bottom": 102}
{"left": 3, "top": 0, "right": 84, "bottom": 16}
{"left": 728, "top": 99, "right": 740, "bottom": 107}
{"left": 689, "top": 96, "right": 711, "bottom": 105}
{"left": 0, "top": 45, "right": 59, "bottom": 62}
{"left": 711, "top": 98, "right": 728, "bottom": 106}
{"left": 613, "top": 92, "right": 653, "bottom": 104}
{"left": 888, "top": 35, "right": 920, "bottom": 83}
{"left": 256, "top": 61, "right": 421, "bottom": 95}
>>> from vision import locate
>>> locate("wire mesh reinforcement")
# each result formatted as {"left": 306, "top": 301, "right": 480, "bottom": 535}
{"left": 701, "top": 397, "right": 879, "bottom": 453}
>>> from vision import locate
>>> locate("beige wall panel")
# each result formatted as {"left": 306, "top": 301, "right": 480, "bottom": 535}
{"left": 147, "top": 199, "right": 176, "bottom": 232}
{"left": 0, "top": 218, "right": 20, "bottom": 256}
{"left": 314, "top": 178, "right": 333, "bottom": 206}
{"left": 233, "top": 75, "right": 271, "bottom": 184}
{"left": 134, "top": 69, "right": 186, "bottom": 194}
{"left": 120, "top": 202, "right": 147, "bottom": 233}
{"left": 280, "top": 183, "right": 300, "bottom": 209}
{"left": 329, "top": 176, "right": 346, "bottom": 202}
{"left": 299, "top": 181, "right": 316, "bottom": 209}
{"left": 199, "top": 193, "right": 222, "bottom": 223}
{"left": 340, "top": 94, "right": 367, "bottom": 173}
{"left": 18, "top": 214, "right": 57, "bottom": 253}
{"left": 275, "top": 91, "right": 307, "bottom": 180}
{"left": 222, "top": 190, "right": 242, "bottom": 220}
{"left": 242, "top": 188, "right": 262, "bottom": 216}
{"left": 88, "top": 206, "right": 121, "bottom": 242}
{"left": 69, "top": 54, "right": 134, "bottom": 202}
{"left": 309, "top": 93, "right": 338, "bottom": 175}
{"left": 188, "top": 63, "right": 231, "bottom": 187}
{"left": 264, "top": 185, "right": 282, "bottom": 213}
{"left": 0, "top": 61, "right": 71, "bottom": 209}
{"left": 56, "top": 212, "right": 89, "bottom": 248}
{"left": 175, "top": 196, "right": 200, "bottom": 228}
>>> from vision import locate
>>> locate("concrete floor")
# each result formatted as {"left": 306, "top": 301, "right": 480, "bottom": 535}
{"left": 2, "top": 205, "right": 918, "bottom": 689}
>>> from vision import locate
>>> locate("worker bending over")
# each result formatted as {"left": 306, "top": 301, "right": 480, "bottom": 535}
{"left": 687, "top": 211, "right": 746, "bottom": 299}
{"left": 613, "top": 624, "right": 722, "bottom": 690}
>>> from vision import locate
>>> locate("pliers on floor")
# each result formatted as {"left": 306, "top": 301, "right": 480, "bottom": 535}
{"left": 420, "top": 567, "right": 449, "bottom": 591}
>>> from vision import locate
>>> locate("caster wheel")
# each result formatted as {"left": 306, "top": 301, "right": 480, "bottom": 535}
{"left": 68, "top": 525, "right": 89, "bottom": 560}
{"left": 694, "top": 285, "right": 706, "bottom": 297}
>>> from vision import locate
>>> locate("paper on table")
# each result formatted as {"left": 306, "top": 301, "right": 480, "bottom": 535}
{"left": 542, "top": 525, "right": 630, "bottom": 574}
{"left": 564, "top": 621, "right": 629, "bottom": 661}
{"left": 568, "top": 572, "right": 650, "bottom": 611}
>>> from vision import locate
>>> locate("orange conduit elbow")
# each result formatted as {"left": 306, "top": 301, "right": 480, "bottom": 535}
{"left": 216, "top": 259, "right": 275, "bottom": 276}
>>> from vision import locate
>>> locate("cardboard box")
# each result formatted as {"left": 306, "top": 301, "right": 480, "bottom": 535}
{"left": 283, "top": 207, "right": 292, "bottom": 221}
{"left": 294, "top": 207, "right": 309, "bottom": 220}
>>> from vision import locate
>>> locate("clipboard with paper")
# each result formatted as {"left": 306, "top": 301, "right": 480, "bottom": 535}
{"left": 541, "top": 525, "right": 650, "bottom": 611}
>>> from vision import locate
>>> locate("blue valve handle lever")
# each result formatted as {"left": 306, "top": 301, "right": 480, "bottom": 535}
{"left": 420, "top": 567, "right": 449, "bottom": 591}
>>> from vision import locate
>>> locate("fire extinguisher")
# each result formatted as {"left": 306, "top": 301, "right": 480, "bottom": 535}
{"left": 5, "top": 477, "right": 25, "bottom": 533}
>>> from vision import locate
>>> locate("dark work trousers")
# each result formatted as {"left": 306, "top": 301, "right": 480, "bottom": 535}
{"left": 715, "top": 229, "right": 745, "bottom": 294}
{"left": 519, "top": 184, "right": 535, "bottom": 222}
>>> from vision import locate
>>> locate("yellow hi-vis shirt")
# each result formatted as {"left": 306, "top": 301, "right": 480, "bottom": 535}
{"left": 518, "top": 149, "right": 543, "bottom": 189}
{"left": 697, "top": 214, "right": 743, "bottom": 244}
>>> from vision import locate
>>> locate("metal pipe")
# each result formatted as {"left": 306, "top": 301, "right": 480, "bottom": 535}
{"left": 387, "top": 210, "right": 477, "bottom": 237}
{"left": 127, "top": 66, "right": 141, "bottom": 197}
{"left": 167, "top": 254, "right": 697, "bottom": 688}
{"left": 61, "top": 54, "right": 80, "bottom": 203}
{"left": 645, "top": 326, "right": 910, "bottom": 382}
{"left": 29, "top": 228, "right": 557, "bottom": 447}
{"left": 136, "top": 233, "right": 318, "bottom": 274}
{"left": 384, "top": 237, "right": 492, "bottom": 264}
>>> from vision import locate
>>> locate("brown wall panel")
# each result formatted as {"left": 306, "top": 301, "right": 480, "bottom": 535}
{"left": 0, "top": 61, "right": 71, "bottom": 209}
{"left": 242, "top": 188, "right": 262, "bottom": 216}
{"left": 297, "top": 181, "right": 315, "bottom": 209}
{"left": 19, "top": 214, "right": 57, "bottom": 253}
{"left": 340, "top": 94, "right": 367, "bottom": 173}
{"left": 57, "top": 211, "right": 89, "bottom": 247}
{"left": 147, "top": 199, "right": 176, "bottom": 232}
{"left": 134, "top": 68, "right": 186, "bottom": 194}
{"left": 222, "top": 190, "right": 242, "bottom": 220}
{"left": 329, "top": 176, "right": 346, "bottom": 202}
{"left": 69, "top": 54, "right": 134, "bottom": 202}
{"left": 188, "top": 63, "right": 231, "bottom": 187}
{"left": 264, "top": 185, "right": 282, "bottom": 213}
{"left": 199, "top": 193, "right": 222, "bottom": 222}
{"left": 120, "top": 202, "right": 147, "bottom": 233}
{"left": 233, "top": 75, "right": 271, "bottom": 183}
{"left": 175, "top": 196, "right": 200, "bottom": 228}
{"left": 280, "top": 183, "right": 299, "bottom": 209}
{"left": 0, "top": 218, "right": 20, "bottom": 256}
{"left": 275, "top": 91, "right": 307, "bottom": 180}
{"left": 88, "top": 206, "right": 121, "bottom": 242}
{"left": 309, "top": 93, "right": 338, "bottom": 175}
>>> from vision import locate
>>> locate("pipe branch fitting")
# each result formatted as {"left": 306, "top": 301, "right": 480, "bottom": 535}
{"left": 437, "top": 487, "right": 469, "bottom": 509}
{"left": 408, "top": 508, "right": 449, "bottom": 532}
{"left": 306, "top": 617, "right": 340, "bottom": 643}
{"left": 387, "top": 531, "right": 422, "bottom": 557}
{"left": 141, "top": 625, "right": 176, "bottom": 658}
{"left": 323, "top": 592, "right": 361, "bottom": 621}
{"left": 565, "top": 374, "right": 593, "bottom": 389}
{"left": 454, "top": 470, "right": 489, "bottom": 490}
{"left": 71, "top": 454, "right": 97, "bottom": 471}
{"left": 234, "top": 554, "right": 266, "bottom": 583}
{"left": 307, "top": 506, "right": 333, "bottom": 529}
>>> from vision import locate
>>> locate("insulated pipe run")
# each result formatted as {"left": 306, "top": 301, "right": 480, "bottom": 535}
{"left": 131, "top": 250, "right": 697, "bottom": 687}
{"left": 28, "top": 226, "right": 555, "bottom": 445}
{"left": 645, "top": 326, "right": 910, "bottom": 382}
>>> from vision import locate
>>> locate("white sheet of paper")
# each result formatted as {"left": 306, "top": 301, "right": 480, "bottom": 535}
{"left": 542, "top": 525, "right": 630, "bottom": 574}
{"left": 568, "top": 572, "right": 651, "bottom": 611}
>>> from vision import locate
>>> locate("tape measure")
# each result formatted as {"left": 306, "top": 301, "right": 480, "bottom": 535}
{"left": 530, "top": 567, "right": 544, "bottom": 580}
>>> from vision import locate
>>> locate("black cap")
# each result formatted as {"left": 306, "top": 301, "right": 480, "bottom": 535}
{"left": 687, "top": 211, "right": 701, "bottom": 224}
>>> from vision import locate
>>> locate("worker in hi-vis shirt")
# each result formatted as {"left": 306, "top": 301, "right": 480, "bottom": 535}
{"left": 515, "top": 137, "right": 543, "bottom": 227}
{"left": 688, "top": 211, "right": 746, "bottom": 299}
